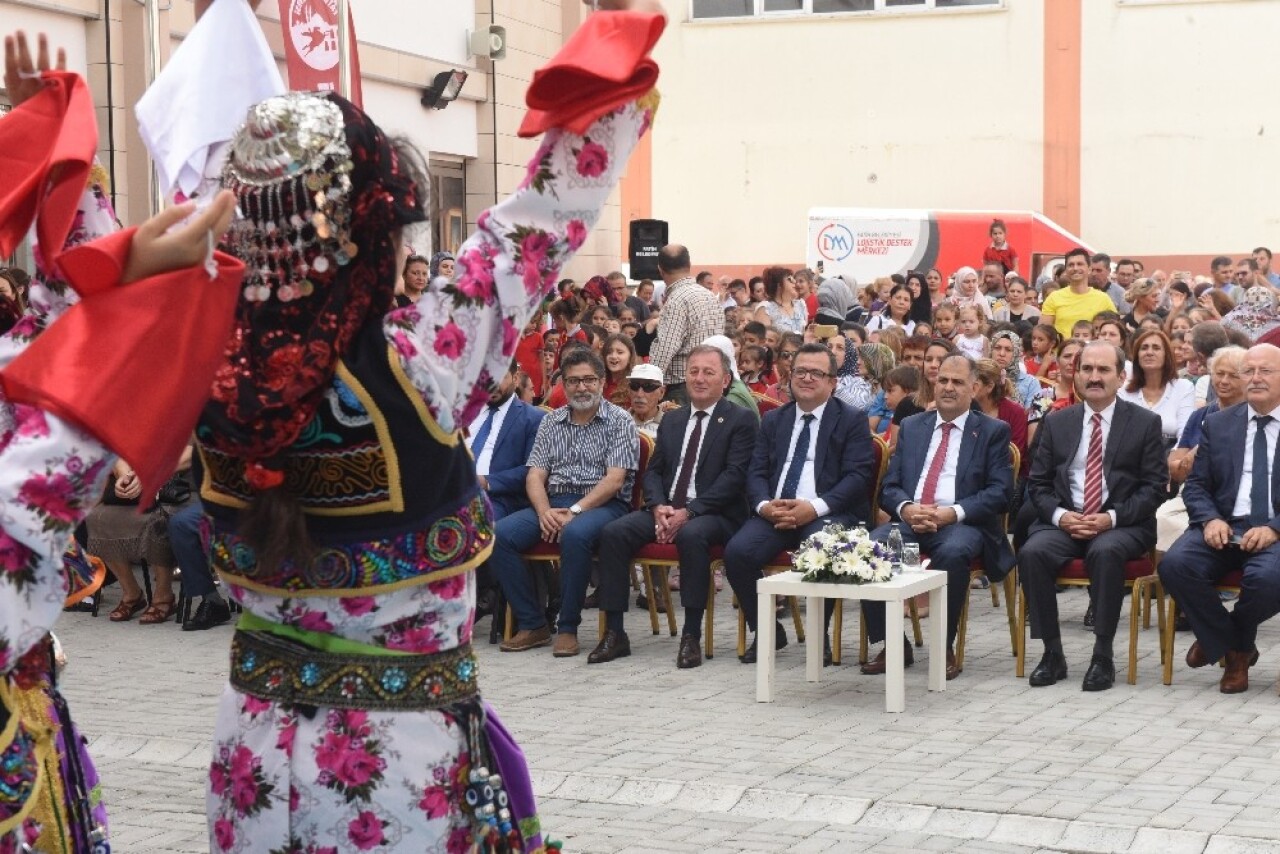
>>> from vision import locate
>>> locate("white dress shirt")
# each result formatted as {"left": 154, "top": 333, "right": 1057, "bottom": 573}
{"left": 1231, "top": 404, "right": 1280, "bottom": 519}
{"left": 757, "top": 401, "right": 830, "bottom": 518}
{"left": 467, "top": 394, "right": 515, "bottom": 477}
{"left": 1054, "top": 400, "right": 1117, "bottom": 527}
{"left": 1117, "top": 378, "right": 1196, "bottom": 441}
{"left": 669, "top": 405, "right": 716, "bottom": 504}
{"left": 899, "top": 410, "right": 968, "bottom": 523}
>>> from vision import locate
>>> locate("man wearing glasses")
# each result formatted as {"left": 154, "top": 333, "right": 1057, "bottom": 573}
{"left": 725, "top": 343, "right": 875, "bottom": 664}
{"left": 591, "top": 346, "right": 759, "bottom": 669}
{"left": 493, "top": 348, "right": 640, "bottom": 657}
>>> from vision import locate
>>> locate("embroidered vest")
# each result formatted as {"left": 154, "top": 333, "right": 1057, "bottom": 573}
{"left": 193, "top": 322, "right": 493, "bottom": 595}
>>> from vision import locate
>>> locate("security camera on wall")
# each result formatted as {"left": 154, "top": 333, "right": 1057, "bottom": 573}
{"left": 468, "top": 26, "right": 506, "bottom": 61}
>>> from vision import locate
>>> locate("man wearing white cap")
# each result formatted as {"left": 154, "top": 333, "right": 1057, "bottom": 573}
{"left": 629, "top": 362, "right": 667, "bottom": 439}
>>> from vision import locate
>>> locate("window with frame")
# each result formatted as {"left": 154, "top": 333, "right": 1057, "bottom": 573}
{"left": 692, "top": 0, "right": 999, "bottom": 18}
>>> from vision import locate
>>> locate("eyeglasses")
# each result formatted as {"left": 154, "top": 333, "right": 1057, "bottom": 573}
{"left": 1243, "top": 367, "right": 1279, "bottom": 378}
{"left": 791, "top": 368, "right": 831, "bottom": 381}
{"left": 629, "top": 381, "right": 662, "bottom": 392}
{"left": 778, "top": 350, "right": 799, "bottom": 360}
{"left": 564, "top": 375, "right": 602, "bottom": 388}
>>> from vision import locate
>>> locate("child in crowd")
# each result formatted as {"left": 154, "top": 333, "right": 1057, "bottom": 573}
{"left": 604, "top": 319, "right": 621, "bottom": 334}
{"left": 954, "top": 305, "right": 989, "bottom": 360}
{"left": 621, "top": 321, "right": 640, "bottom": 340}
{"left": 741, "top": 321, "right": 767, "bottom": 348}
{"left": 932, "top": 303, "right": 958, "bottom": 340}
{"left": 739, "top": 344, "right": 772, "bottom": 393}
{"left": 914, "top": 321, "right": 933, "bottom": 338}
{"left": 877, "top": 364, "right": 920, "bottom": 441}
{"left": 1024, "top": 323, "right": 1061, "bottom": 378}
{"left": 1071, "top": 319, "right": 1094, "bottom": 341}
{"left": 982, "top": 217, "right": 1019, "bottom": 276}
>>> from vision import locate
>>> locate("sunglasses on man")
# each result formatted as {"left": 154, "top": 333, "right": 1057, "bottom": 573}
{"left": 629, "top": 381, "right": 663, "bottom": 393}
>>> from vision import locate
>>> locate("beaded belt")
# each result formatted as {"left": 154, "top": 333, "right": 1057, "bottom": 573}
{"left": 229, "top": 630, "right": 478, "bottom": 712}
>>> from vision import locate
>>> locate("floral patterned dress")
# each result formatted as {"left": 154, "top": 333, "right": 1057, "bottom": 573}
{"left": 0, "top": 177, "right": 119, "bottom": 852}
{"left": 205, "top": 98, "right": 653, "bottom": 854}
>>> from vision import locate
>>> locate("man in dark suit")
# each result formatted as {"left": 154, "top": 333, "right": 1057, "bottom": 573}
{"left": 590, "top": 345, "right": 759, "bottom": 668}
{"left": 1159, "top": 343, "right": 1280, "bottom": 693}
{"left": 864, "top": 354, "right": 1014, "bottom": 680}
{"left": 468, "top": 363, "right": 546, "bottom": 520}
{"left": 1020, "top": 341, "right": 1167, "bottom": 691}
{"left": 724, "top": 342, "right": 875, "bottom": 664}
{"left": 468, "top": 363, "right": 545, "bottom": 615}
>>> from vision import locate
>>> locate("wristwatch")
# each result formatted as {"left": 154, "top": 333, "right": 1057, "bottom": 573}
{"left": 570, "top": 503, "right": 583, "bottom": 516}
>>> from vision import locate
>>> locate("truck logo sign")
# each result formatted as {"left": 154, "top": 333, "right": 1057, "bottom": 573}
{"left": 816, "top": 223, "right": 854, "bottom": 262}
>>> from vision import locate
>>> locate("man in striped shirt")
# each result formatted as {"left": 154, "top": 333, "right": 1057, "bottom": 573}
{"left": 650, "top": 244, "right": 724, "bottom": 406}
{"left": 493, "top": 347, "right": 641, "bottom": 658}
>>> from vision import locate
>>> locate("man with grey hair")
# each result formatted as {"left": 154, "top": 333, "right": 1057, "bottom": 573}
{"left": 591, "top": 345, "right": 759, "bottom": 669}
{"left": 1019, "top": 341, "right": 1167, "bottom": 692}
{"left": 493, "top": 347, "right": 640, "bottom": 657}
{"left": 1160, "top": 343, "right": 1280, "bottom": 694}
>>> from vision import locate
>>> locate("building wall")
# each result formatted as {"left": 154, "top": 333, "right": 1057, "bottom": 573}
{"left": 647, "top": 1, "right": 1044, "bottom": 269}
{"left": 1079, "top": 0, "right": 1280, "bottom": 257}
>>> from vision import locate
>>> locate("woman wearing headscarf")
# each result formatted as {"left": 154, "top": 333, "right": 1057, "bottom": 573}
{"left": 990, "top": 329, "right": 1048, "bottom": 419}
{"left": 0, "top": 3, "right": 665, "bottom": 852}
{"left": 1222, "top": 285, "right": 1280, "bottom": 342}
{"left": 428, "top": 249, "right": 456, "bottom": 289}
{"left": 814, "top": 274, "right": 854, "bottom": 326}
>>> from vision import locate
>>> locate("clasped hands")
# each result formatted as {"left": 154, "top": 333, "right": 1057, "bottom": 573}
{"left": 759, "top": 499, "right": 818, "bottom": 531}
{"left": 650, "top": 505, "right": 692, "bottom": 543}
{"left": 537, "top": 507, "right": 576, "bottom": 542}
{"left": 900, "top": 502, "right": 957, "bottom": 534}
{"left": 1058, "top": 511, "right": 1113, "bottom": 540}
{"left": 1203, "top": 518, "right": 1278, "bottom": 552}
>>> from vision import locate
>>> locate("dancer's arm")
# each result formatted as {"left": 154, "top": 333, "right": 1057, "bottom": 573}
{"left": 384, "top": 2, "right": 661, "bottom": 433}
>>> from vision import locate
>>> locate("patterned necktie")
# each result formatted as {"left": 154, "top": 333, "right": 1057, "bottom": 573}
{"left": 671, "top": 411, "right": 707, "bottom": 509}
{"left": 920, "top": 422, "right": 954, "bottom": 505}
{"left": 1081, "top": 412, "right": 1104, "bottom": 515}
{"left": 1249, "top": 414, "right": 1273, "bottom": 526}
{"left": 780, "top": 414, "right": 815, "bottom": 500}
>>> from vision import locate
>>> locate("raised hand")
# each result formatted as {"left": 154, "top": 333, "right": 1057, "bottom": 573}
{"left": 3, "top": 31, "right": 66, "bottom": 109}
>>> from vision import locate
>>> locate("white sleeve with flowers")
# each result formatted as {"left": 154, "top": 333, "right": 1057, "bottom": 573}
{"left": 0, "top": 176, "right": 119, "bottom": 675}
{"left": 384, "top": 97, "right": 656, "bottom": 433}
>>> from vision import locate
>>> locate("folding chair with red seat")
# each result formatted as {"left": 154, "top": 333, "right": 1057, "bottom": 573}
{"left": 1015, "top": 550, "right": 1164, "bottom": 684}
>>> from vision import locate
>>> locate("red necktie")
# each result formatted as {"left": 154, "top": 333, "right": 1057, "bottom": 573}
{"left": 920, "top": 422, "right": 954, "bottom": 505}
{"left": 1082, "top": 412, "right": 1104, "bottom": 515}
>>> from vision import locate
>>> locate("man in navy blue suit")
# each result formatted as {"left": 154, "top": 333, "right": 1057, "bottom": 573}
{"left": 724, "top": 343, "right": 874, "bottom": 664}
{"left": 468, "top": 363, "right": 546, "bottom": 611}
{"left": 468, "top": 363, "right": 546, "bottom": 520}
{"left": 1160, "top": 343, "right": 1280, "bottom": 694}
{"left": 590, "top": 345, "right": 758, "bottom": 669}
{"left": 864, "top": 354, "right": 1014, "bottom": 681}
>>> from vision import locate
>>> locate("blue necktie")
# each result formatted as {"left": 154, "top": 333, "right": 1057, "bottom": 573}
{"left": 1249, "top": 414, "right": 1273, "bottom": 526}
{"left": 780, "top": 414, "right": 815, "bottom": 500}
{"left": 471, "top": 406, "right": 498, "bottom": 458}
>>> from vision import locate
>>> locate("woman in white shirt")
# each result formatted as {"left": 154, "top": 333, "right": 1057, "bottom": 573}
{"left": 753, "top": 266, "right": 810, "bottom": 334}
{"left": 864, "top": 284, "right": 917, "bottom": 337}
{"left": 1117, "top": 328, "right": 1196, "bottom": 446}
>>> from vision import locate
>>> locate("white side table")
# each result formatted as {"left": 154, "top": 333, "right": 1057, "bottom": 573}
{"left": 756, "top": 569, "right": 948, "bottom": 713}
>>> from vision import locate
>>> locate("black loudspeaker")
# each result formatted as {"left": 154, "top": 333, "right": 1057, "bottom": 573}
{"left": 628, "top": 219, "right": 668, "bottom": 280}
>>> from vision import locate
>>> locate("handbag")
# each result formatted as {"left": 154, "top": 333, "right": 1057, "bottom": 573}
{"left": 156, "top": 470, "right": 193, "bottom": 506}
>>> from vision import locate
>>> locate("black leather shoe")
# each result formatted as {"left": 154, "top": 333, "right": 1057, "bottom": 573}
{"left": 1083, "top": 602, "right": 1095, "bottom": 628}
{"left": 739, "top": 622, "right": 788, "bottom": 664}
{"left": 183, "top": 597, "right": 232, "bottom": 632}
{"left": 1082, "top": 654, "right": 1115, "bottom": 691}
{"left": 587, "top": 630, "right": 631, "bottom": 664}
{"left": 1029, "top": 650, "right": 1068, "bottom": 686}
{"left": 677, "top": 634, "right": 703, "bottom": 669}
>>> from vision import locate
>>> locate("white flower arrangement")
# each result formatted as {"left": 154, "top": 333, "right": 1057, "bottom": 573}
{"left": 794, "top": 524, "right": 895, "bottom": 585}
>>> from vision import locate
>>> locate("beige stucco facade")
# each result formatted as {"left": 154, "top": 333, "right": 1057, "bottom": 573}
{"left": 643, "top": 0, "right": 1280, "bottom": 272}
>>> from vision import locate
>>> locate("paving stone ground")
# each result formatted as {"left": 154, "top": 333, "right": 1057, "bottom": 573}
{"left": 56, "top": 580, "right": 1280, "bottom": 853}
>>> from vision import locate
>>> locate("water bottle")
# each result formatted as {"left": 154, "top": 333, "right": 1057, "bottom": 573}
{"left": 886, "top": 525, "right": 904, "bottom": 575}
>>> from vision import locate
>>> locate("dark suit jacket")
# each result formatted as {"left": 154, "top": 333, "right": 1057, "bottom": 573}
{"left": 746, "top": 396, "right": 874, "bottom": 525}
{"left": 482, "top": 400, "right": 546, "bottom": 509}
{"left": 642, "top": 398, "right": 758, "bottom": 525}
{"left": 882, "top": 410, "right": 1016, "bottom": 580}
{"left": 1026, "top": 398, "right": 1166, "bottom": 536}
{"left": 1183, "top": 402, "right": 1280, "bottom": 530}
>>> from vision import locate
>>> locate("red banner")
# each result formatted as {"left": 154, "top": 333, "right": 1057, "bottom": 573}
{"left": 276, "top": 0, "right": 363, "bottom": 107}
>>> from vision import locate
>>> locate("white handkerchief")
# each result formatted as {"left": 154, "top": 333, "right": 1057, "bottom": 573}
{"left": 136, "top": 0, "right": 285, "bottom": 202}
